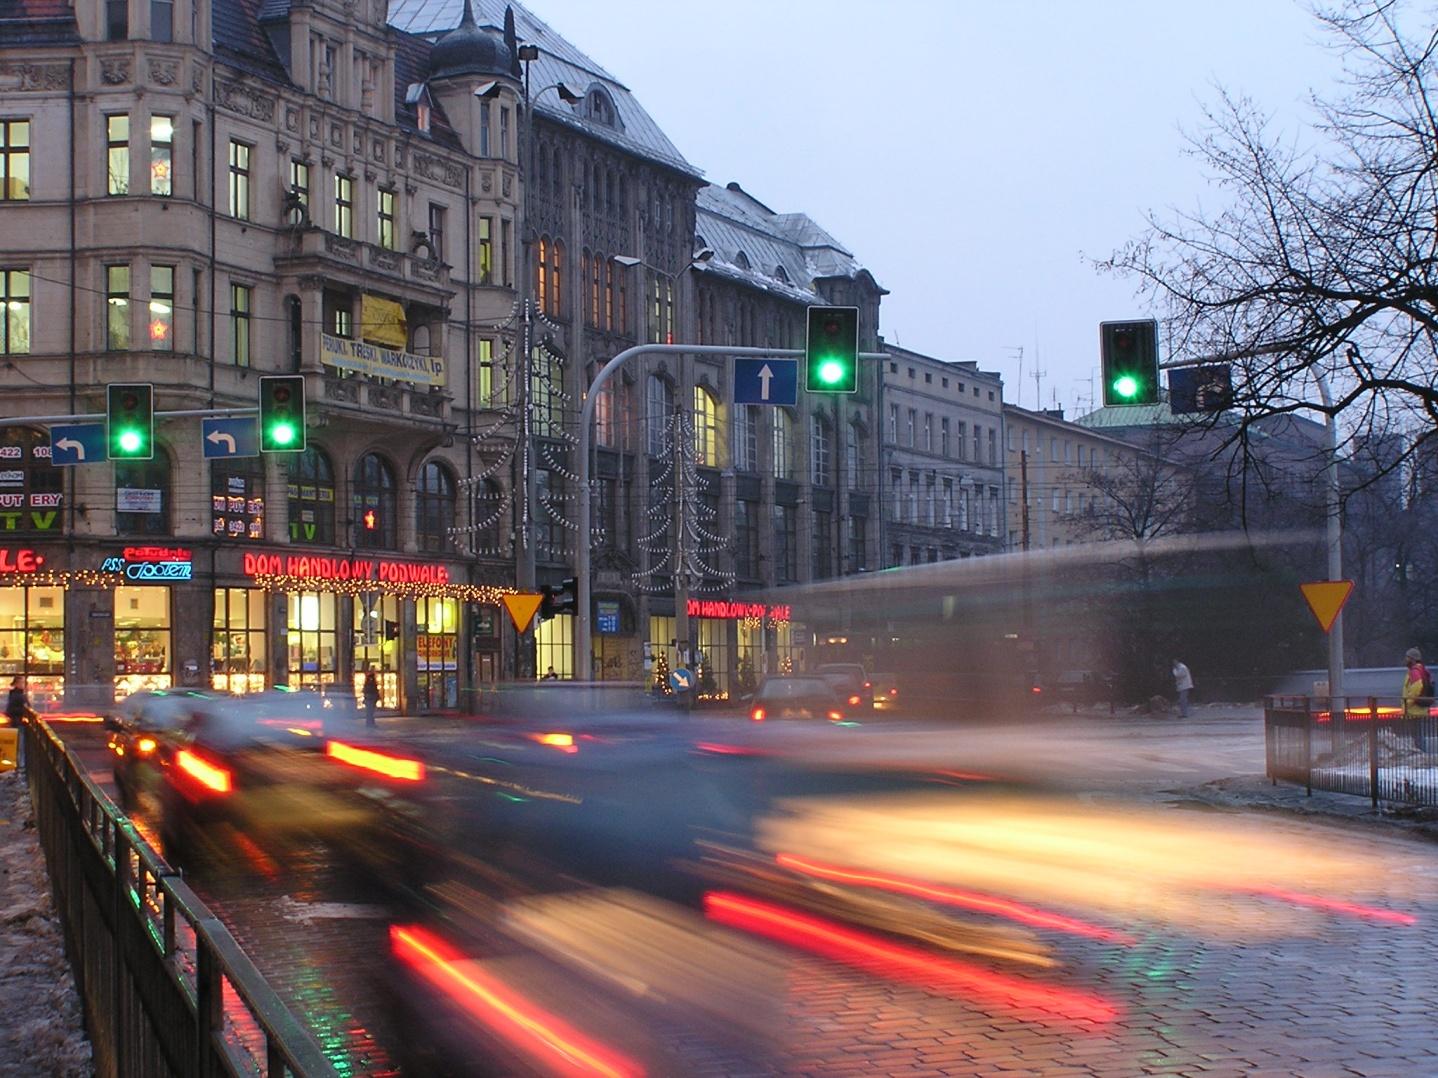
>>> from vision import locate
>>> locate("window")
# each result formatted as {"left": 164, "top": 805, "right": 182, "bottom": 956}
{"left": 325, "top": 289, "right": 352, "bottom": 338}
{"left": 550, "top": 240, "right": 564, "bottom": 317}
{"left": 536, "top": 236, "right": 548, "bottom": 313}
{"left": 908, "top": 472, "right": 919, "bottom": 523}
{"left": 989, "top": 487, "right": 1001, "bottom": 537}
{"left": 0, "top": 270, "right": 29, "bottom": 354}
{"left": 0, "top": 428, "right": 61, "bottom": 534}
{"left": 471, "top": 479, "right": 506, "bottom": 555}
{"left": 0, "top": 120, "right": 29, "bottom": 201}
{"left": 417, "top": 460, "right": 456, "bottom": 553}
{"left": 377, "top": 188, "right": 396, "bottom": 249}
{"left": 227, "top": 140, "right": 250, "bottom": 219}
{"left": 499, "top": 107, "right": 510, "bottom": 158}
{"left": 646, "top": 374, "right": 673, "bottom": 457}
{"left": 847, "top": 515, "right": 867, "bottom": 574}
{"left": 115, "top": 455, "right": 170, "bottom": 536}
{"left": 353, "top": 453, "right": 397, "bottom": 549}
{"left": 593, "top": 379, "right": 621, "bottom": 448}
{"left": 887, "top": 404, "right": 898, "bottom": 444}
{"left": 734, "top": 404, "right": 758, "bottom": 472}
{"left": 890, "top": 467, "right": 903, "bottom": 521}
{"left": 940, "top": 417, "right": 950, "bottom": 458}
{"left": 925, "top": 473, "right": 937, "bottom": 526}
{"left": 479, "top": 101, "right": 491, "bottom": 157}
{"left": 107, "top": 115, "right": 130, "bottom": 195}
{"left": 428, "top": 202, "right": 446, "bottom": 261}
{"left": 149, "top": 114, "right": 173, "bottom": 195}
{"left": 693, "top": 386, "right": 720, "bottom": 466}
{"left": 771, "top": 410, "right": 794, "bottom": 480}
{"left": 287, "top": 591, "right": 337, "bottom": 689}
{"left": 288, "top": 158, "right": 309, "bottom": 224}
{"left": 212, "top": 588, "right": 266, "bottom": 695}
{"left": 735, "top": 500, "right": 758, "bottom": 578}
{"left": 107, "top": 0, "right": 128, "bottom": 38}
{"left": 604, "top": 258, "right": 615, "bottom": 329}
{"left": 1051, "top": 437, "right": 1060, "bottom": 463}
{"left": 477, "top": 216, "right": 493, "bottom": 283}
{"left": 906, "top": 408, "right": 916, "bottom": 447}
{"left": 105, "top": 264, "right": 130, "bottom": 350}
{"left": 774, "top": 504, "right": 797, "bottom": 582}
{"left": 114, "top": 585, "right": 171, "bottom": 696}
{"left": 334, "top": 173, "right": 353, "bottom": 237}
{"left": 530, "top": 348, "right": 564, "bottom": 438}
{"left": 943, "top": 478, "right": 954, "bottom": 525}
{"left": 1007, "top": 426, "right": 1015, "bottom": 453}
{"left": 813, "top": 511, "right": 833, "bottom": 579}
{"left": 150, "top": 0, "right": 173, "bottom": 40}
{"left": 923, "top": 413, "right": 933, "bottom": 452}
{"left": 211, "top": 457, "right": 265, "bottom": 541}
{"left": 989, "top": 429, "right": 998, "bottom": 465}
{"left": 229, "top": 283, "right": 251, "bottom": 366}
{"left": 287, "top": 446, "right": 335, "bottom": 545}
{"left": 845, "top": 421, "right": 861, "bottom": 487}
{"left": 810, "top": 414, "right": 832, "bottom": 487}
{"left": 149, "top": 265, "right": 173, "bottom": 350}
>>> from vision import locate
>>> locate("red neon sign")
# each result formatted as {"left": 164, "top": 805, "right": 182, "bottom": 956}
{"left": 0, "top": 548, "right": 44, "bottom": 573}
{"left": 124, "top": 546, "right": 191, "bottom": 562}
{"left": 685, "top": 599, "right": 791, "bottom": 621}
{"left": 243, "top": 551, "right": 450, "bottom": 586}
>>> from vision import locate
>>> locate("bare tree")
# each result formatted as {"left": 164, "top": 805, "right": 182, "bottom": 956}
{"left": 1101, "top": 1, "right": 1438, "bottom": 476}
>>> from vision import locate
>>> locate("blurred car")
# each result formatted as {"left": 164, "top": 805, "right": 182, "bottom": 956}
{"left": 749, "top": 675, "right": 849, "bottom": 722}
{"left": 814, "top": 663, "right": 873, "bottom": 710}
{"left": 105, "top": 689, "right": 215, "bottom": 810}
{"left": 1054, "top": 670, "right": 1111, "bottom": 710}
{"left": 870, "top": 672, "right": 900, "bottom": 711}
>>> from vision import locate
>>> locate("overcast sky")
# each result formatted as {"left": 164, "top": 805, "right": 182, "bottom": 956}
{"left": 523, "top": 0, "right": 1338, "bottom": 415}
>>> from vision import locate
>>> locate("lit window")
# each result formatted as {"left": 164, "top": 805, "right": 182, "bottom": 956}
{"left": 0, "top": 120, "right": 30, "bottom": 201}
{"left": 230, "top": 282, "right": 251, "bottom": 367}
{"left": 105, "top": 264, "right": 130, "bottom": 349}
{"left": 288, "top": 159, "right": 309, "bottom": 225}
{"left": 428, "top": 202, "right": 446, "bottom": 261}
{"left": 477, "top": 216, "right": 493, "bottom": 283}
{"left": 149, "top": 115, "right": 173, "bottom": 195}
{"left": 0, "top": 269, "right": 30, "bottom": 354}
{"left": 227, "top": 139, "right": 250, "bottom": 219}
{"left": 149, "top": 265, "right": 173, "bottom": 350}
{"left": 334, "top": 174, "right": 353, "bottom": 237}
{"left": 377, "top": 188, "right": 396, "bottom": 249}
{"left": 693, "top": 386, "right": 720, "bottom": 467}
{"left": 107, "top": 115, "right": 130, "bottom": 195}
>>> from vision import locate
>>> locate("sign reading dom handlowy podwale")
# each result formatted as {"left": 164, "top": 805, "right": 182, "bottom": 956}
{"left": 319, "top": 333, "right": 445, "bottom": 387}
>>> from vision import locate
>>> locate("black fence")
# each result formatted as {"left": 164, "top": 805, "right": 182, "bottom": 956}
{"left": 1264, "top": 695, "right": 1438, "bottom": 808}
{"left": 21, "top": 717, "right": 338, "bottom": 1078}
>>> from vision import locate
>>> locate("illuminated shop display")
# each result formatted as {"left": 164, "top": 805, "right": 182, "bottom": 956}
{"left": 415, "top": 596, "right": 458, "bottom": 709}
{"left": 212, "top": 587, "right": 267, "bottom": 695}
{"left": 353, "top": 591, "right": 399, "bottom": 708}
{"left": 287, "top": 590, "right": 338, "bottom": 689}
{"left": 0, "top": 583, "right": 63, "bottom": 706}
{"left": 114, "top": 585, "right": 171, "bottom": 697}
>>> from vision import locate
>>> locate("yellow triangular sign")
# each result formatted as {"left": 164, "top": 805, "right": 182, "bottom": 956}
{"left": 1300, "top": 580, "right": 1354, "bottom": 634}
{"left": 502, "top": 592, "right": 544, "bottom": 633}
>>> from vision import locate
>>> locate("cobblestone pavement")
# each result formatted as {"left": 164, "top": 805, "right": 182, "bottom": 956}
{"left": 55, "top": 712, "right": 1438, "bottom": 1076}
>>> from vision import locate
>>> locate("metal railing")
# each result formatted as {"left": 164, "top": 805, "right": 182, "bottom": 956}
{"left": 1264, "top": 695, "right": 1438, "bottom": 808}
{"left": 21, "top": 717, "right": 339, "bottom": 1078}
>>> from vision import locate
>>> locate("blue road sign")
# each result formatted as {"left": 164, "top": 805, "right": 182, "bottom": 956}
{"left": 202, "top": 417, "right": 259, "bottom": 459}
{"left": 734, "top": 358, "right": 798, "bottom": 406}
{"left": 669, "top": 667, "right": 695, "bottom": 693}
{"left": 49, "top": 423, "right": 107, "bottom": 466}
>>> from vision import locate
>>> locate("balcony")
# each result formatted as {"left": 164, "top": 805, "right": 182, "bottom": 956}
{"left": 319, "top": 373, "right": 450, "bottom": 427}
{"left": 276, "top": 228, "right": 451, "bottom": 300}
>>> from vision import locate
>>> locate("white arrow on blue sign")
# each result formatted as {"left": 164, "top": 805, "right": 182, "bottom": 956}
{"left": 669, "top": 667, "right": 695, "bottom": 693}
{"left": 734, "top": 357, "right": 798, "bottom": 406}
{"left": 202, "top": 417, "right": 259, "bottom": 459}
{"left": 49, "top": 423, "right": 107, "bottom": 466}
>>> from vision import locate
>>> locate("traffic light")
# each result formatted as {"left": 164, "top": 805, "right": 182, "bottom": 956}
{"left": 805, "top": 305, "right": 859, "bottom": 393}
{"left": 539, "top": 577, "right": 579, "bottom": 621}
{"left": 1100, "top": 319, "right": 1159, "bottom": 406}
{"left": 107, "top": 383, "right": 154, "bottom": 460}
{"left": 259, "top": 375, "right": 306, "bottom": 453}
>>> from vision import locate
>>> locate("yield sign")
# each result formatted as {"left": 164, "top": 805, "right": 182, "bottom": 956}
{"left": 1300, "top": 580, "right": 1354, "bottom": 634}
{"left": 502, "top": 592, "right": 544, "bottom": 633}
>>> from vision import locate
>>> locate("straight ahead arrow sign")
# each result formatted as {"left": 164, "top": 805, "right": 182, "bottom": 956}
{"left": 758, "top": 364, "right": 773, "bottom": 401}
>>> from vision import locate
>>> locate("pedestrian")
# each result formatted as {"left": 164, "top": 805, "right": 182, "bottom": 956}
{"left": 1171, "top": 659, "right": 1193, "bottom": 718}
{"left": 5, "top": 677, "right": 32, "bottom": 724}
{"left": 1402, "top": 647, "right": 1431, "bottom": 750}
{"left": 362, "top": 667, "right": 380, "bottom": 728}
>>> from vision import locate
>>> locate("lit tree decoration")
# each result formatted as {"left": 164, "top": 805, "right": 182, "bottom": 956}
{"left": 651, "top": 647, "right": 671, "bottom": 694}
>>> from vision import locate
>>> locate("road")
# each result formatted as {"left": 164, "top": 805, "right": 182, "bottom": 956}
{"left": 56, "top": 707, "right": 1438, "bottom": 1077}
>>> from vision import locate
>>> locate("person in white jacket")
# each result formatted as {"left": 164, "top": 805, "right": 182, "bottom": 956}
{"left": 1172, "top": 659, "right": 1193, "bottom": 718}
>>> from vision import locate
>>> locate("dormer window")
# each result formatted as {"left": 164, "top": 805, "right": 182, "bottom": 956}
{"left": 773, "top": 265, "right": 789, "bottom": 284}
{"left": 417, "top": 102, "right": 432, "bottom": 133}
{"left": 733, "top": 250, "right": 751, "bottom": 271}
{"left": 584, "top": 86, "right": 620, "bottom": 129}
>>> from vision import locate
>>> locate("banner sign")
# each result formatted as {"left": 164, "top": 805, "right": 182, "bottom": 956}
{"left": 319, "top": 332, "right": 445, "bottom": 387}
{"left": 685, "top": 599, "right": 792, "bottom": 622}
{"left": 244, "top": 551, "right": 450, "bottom": 586}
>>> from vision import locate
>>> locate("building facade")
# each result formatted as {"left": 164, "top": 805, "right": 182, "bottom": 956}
{"left": 880, "top": 343, "right": 1005, "bottom": 566}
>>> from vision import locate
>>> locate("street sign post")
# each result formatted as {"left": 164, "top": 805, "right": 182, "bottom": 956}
{"left": 49, "top": 423, "right": 107, "bottom": 466}
{"left": 201, "top": 417, "right": 260, "bottom": 459}
{"left": 734, "top": 357, "right": 798, "bottom": 406}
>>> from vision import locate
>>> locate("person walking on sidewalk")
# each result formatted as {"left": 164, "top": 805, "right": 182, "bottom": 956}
{"left": 5, "top": 678, "right": 33, "bottom": 724}
{"left": 362, "top": 667, "right": 380, "bottom": 728}
{"left": 1171, "top": 659, "right": 1194, "bottom": 719}
{"left": 1402, "top": 647, "right": 1431, "bottom": 750}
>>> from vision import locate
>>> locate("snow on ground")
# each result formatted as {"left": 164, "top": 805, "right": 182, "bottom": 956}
{"left": 0, "top": 770, "right": 91, "bottom": 1077}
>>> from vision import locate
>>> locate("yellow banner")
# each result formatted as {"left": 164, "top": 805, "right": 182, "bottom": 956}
{"left": 319, "top": 333, "right": 446, "bottom": 387}
{"left": 360, "top": 294, "right": 408, "bottom": 349}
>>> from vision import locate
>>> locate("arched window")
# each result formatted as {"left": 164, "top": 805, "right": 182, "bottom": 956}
{"left": 472, "top": 479, "right": 506, "bottom": 556}
{"left": 646, "top": 373, "right": 673, "bottom": 457}
{"left": 810, "top": 414, "right": 833, "bottom": 487}
{"left": 771, "top": 409, "right": 794, "bottom": 480}
{"left": 773, "top": 265, "right": 789, "bottom": 284}
{"left": 551, "top": 147, "right": 563, "bottom": 199}
{"left": 536, "top": 235, "right": 549, "bottom": 313}
{"left": 589, "top": 249, "right": 602, "bottom": 326}
{"left": 550, "top": 239, "right": 564, "bottom": 317}
{"left": 0, "top": 427, "right": 62, "bottom": 535}
{"left": 846, "top": 420, "right": 863, "bottom": 488}
{"left": 733, "top": 250, "right": 750, "bottom": 272}
{"left": 115, "top": 452, "right": 171, "bottom": 536}
{"left": 287, "top": 445, "right": 335, "bottom": 545}
{"left": 353, "top": 452, "right": 397, "bottom": 549}
{"left": 693, "top": 385, "right": 720, "bottom": 467}
{"left": 416, "top": 460, "right": 456, "bottom": 552}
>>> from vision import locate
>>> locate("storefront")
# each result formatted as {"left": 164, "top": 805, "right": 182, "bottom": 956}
{"left": 353, "top": 590, "right": 399, "bottom": 706}
{"left": 415, "top": 596, "right": 459, "bottom": 708}
{"left": 0, "top": 549, "right": 64, "bottom": 706}
{"left": 683, "top": 599, "right": 794, "bottom": 695}
{"left": 212, "top": 586, "right": 268, "bottom": 694}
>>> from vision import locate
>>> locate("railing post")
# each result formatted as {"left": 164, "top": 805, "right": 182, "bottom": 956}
{"left": 1303, "top": 696, "right": 1312, "bottom": 797}
{"left": 1368, "top": 695, "right": 1380, "bottom": 809}
{"left": 195, "top": 937, "right": 222, "bottom": 1078}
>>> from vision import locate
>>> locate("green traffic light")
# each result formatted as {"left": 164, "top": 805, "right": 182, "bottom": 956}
{"left": 818, "top": 358, "right": 847, "bottom": 384}
{"left": 117, "top": 429, "right": 143, "bottom": 454}
{"left": 1113, "top": 374, "right": 1140, "bottom": 399}
{"left": 270, "top": 422, "right": 296, "bottom": 446}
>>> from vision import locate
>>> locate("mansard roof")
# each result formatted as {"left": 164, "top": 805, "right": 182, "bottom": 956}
{"left": 0, "top": 0, "right": 79, "bottom": 45}
{"left": 388, "top": 0, "right": 700, "bottom": 177}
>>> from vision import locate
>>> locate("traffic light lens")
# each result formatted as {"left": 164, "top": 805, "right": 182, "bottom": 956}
{"left": 118, "top": 430, "right": 143, "bottom": 453}
{"left": 818, "top": 359, "right": 846, "bottom": 384}
{"left": 271, "top": 422, "right": 296, "bottom": 445}
{"left": 1113, "top": 374, "right": 1139, "bottom": 399}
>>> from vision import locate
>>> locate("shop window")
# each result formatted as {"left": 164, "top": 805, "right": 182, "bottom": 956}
{"left": 211, "top": 456, "right": 265, "bottom": 540}
{"left": 416, "top": 460, "right": 456, "bottom": 553}
{"left": 415, "top": 596, "right": 459, "bottom": 708}
{"left": 211, "top": 587, "right": 267, "bottom": 694}
{"left": 286, "top": 591, "right": 337, "bottom": 689}
{"left": 353, "top": 452, "right": 397, "bottom": 549}
{"left": 114, "top": 585, "right": 171, "bottom": 697}
{"left": 353, "top": 591, "right": 399, "bottom": 708}
{"left": 536, "top": 614, "right": 573, "bottom": 680}
{"left": 0, "top": 585, "right": 64, "bottom": 706}
{"left": 115, "top": 454, "right": 170, "bottom": 536}
{"left": 0, "top": 427, "right": 62, "bottom": 535}
{"left": 287, "top": 446, "right": 335, "bottom": 545}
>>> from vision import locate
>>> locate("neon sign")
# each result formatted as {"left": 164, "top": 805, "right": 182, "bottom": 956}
{"left": 0, "top": 548, "right": 44, "bottom": 573}
{"left": 243, "top": 552, "right": 450, "bottom": 586}
{"left": 686, "top": 599, "right": 792, "bottom": 622}
{"left": 101, "top": 546, "right": 193, "bottom": 581}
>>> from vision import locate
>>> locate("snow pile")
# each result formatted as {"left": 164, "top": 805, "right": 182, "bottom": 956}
{"left": 0, "top": 771, "right": 91, "bottom": 1077}
{"left": 1319, "top": 728, "right": 1435, "bottom": 769}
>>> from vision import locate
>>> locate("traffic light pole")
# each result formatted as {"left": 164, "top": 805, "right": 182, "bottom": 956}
{"left": 574, "top": 343, "right": 888, "bottom": 682}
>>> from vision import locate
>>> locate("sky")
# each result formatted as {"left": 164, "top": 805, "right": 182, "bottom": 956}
{"left": 520, "top": 0, "right": 1341, "bottom": 415}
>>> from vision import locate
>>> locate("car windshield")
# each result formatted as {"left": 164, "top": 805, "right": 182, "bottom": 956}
{"left": 757, "top": 678, "right": 835, "bottom": 700}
